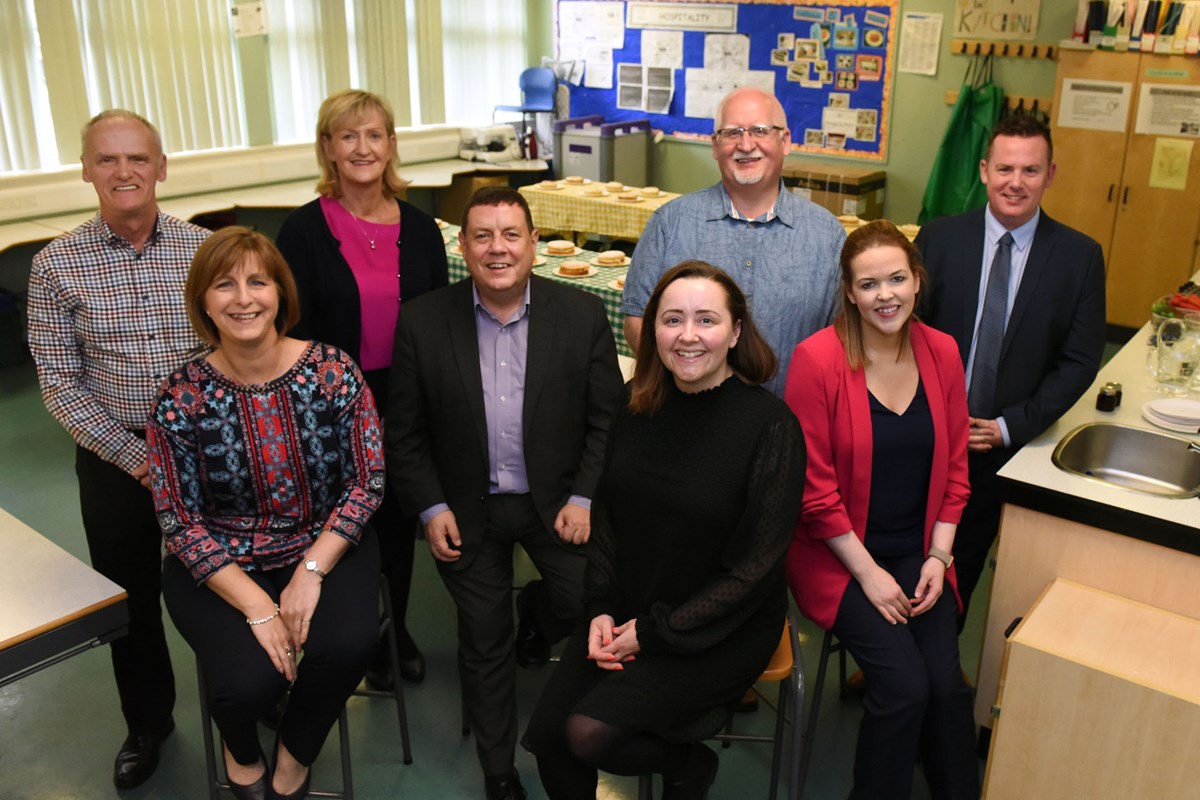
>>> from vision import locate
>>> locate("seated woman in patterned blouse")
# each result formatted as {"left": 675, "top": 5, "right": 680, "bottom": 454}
{"left": 148, "top": 226, "right": 384, "bottom": 800}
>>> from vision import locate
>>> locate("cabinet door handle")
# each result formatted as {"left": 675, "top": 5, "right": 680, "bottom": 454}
{"left": 1107, "top": 184, "right": 1114, "bottom": 202}
{"left": 1123, "top": 186, "right": 1130, "bottom": 205}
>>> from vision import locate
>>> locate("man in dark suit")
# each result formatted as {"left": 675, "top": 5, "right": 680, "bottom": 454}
{"left": 915, "top": 114, "right": 1106, "bottom": 624}
{"left": 386, "top": 187, "right": 623, "bottom": 800}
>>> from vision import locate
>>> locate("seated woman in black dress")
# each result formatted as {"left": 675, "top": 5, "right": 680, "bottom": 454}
{"left": 148, "top": 227, "right": 384, "bottom": 800}
{"left": 523, "top": 261, "right": 806, "bottom": 799}
{"left": 785, "top": 221, "right": 978, "bottom": 799}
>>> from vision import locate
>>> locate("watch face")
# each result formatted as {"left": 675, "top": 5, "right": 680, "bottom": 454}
{"left": 306, "top": 560, "right": 317, "bottom": 570}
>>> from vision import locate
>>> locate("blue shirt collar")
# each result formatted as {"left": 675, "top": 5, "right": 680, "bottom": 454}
{"left": 472, "top": 278, "right": 532, "bottom": 325}
{"left": 984, "top": 205, "right": 1039, "bottom": 252}
{"left": 707, "top": 181, "right": 793, "bottom": 227}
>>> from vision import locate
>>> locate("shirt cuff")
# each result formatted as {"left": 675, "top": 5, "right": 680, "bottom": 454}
{"left": 566, "top": 495, "right": 591, "bottom": 511}
{"left": 419, "top": 503, "right": 451, "bottom": 525}
{"left": 997, "top": 417, "right": 1011, "bottom": 448}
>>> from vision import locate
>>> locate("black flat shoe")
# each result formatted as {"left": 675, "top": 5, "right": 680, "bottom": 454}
{"left": 113, "top": 717, "right": 175, "bottom": 789}
{"left": 399, "top": 650, "right": 426, "bottom": 683}
{"left": 515, "top": 582, "right": 550, "bottom": 668}
{"left": 662, "top": 742, "right": 719, "bottom": 800}
{"left": 227, "top": 749, "right": 269, "bottom": 800}
{"left": 269, "top": 768, "right": 311, "bottom": 800}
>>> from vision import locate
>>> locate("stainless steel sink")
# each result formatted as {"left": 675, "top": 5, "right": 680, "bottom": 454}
{"left": 1052, "top": 422, "right": 1200, "bottom": 498}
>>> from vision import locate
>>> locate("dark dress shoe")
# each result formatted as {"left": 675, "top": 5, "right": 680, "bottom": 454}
{"left": 270, "top": 769, "right": 311, "bottom": 800}
{"left": 662, "top": 742, "right": 719, "bottom": 800}
{"left": 514, "top": 583, "right": 550, "bottom": 668}
{"left": 113, "top": 717, "right": 175, "bottom": 789}
{"left": 227, "top": 750, "right": 268, "bottom": 800}
{"left": 399, "top": 650, "right": 426, "bottom": 683}
{"left": 484, "top": 768, "right": 528, "bottom": 800}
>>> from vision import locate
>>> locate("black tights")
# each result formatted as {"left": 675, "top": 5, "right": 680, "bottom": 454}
{"left": 536, "top": 713, "right": 691, "bottom": 799}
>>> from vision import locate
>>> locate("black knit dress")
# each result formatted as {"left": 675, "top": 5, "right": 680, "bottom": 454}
{"left": 523, "top": 375, "right": 806, "bottom": 749}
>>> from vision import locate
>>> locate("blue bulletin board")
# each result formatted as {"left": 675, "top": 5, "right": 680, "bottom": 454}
{"left": 557, "top": 0, "right": 898, "bottom": 160}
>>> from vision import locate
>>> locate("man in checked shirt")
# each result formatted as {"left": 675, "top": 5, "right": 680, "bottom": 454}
{"left": 28, "top": 110, "right": 209, "bottom": 790}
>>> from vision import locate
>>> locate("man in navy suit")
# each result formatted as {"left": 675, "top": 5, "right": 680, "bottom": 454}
{"left": 915, "top": 114, "right": 1106, "bottom": 624}
{"left": 386, "top": 187, "right": 622, "bottom": 799}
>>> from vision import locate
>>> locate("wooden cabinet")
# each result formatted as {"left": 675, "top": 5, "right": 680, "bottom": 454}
{"left": 1045, "top": 49, "right": 1200, "bottom": 329}
{"left": 983, "top": 579, "right": 1200, "bottom": 798}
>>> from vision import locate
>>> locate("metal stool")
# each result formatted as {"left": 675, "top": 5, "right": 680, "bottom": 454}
{"left": 196, "top": 657, "right": 353, "bottom": 800}
{"left": 795, "top": 629, "right": 849, "bottom": 798}
{"left": 350, "top": 574, "right": 413, "bottom": 764}
{"left": 638, "top": 613, "right": 806, "bottom": 800}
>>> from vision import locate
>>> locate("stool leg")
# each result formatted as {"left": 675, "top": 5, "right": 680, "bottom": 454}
{"left": 378, "top": 576, "right": 413, "bottom": 764}
{"left": 768, "top": 679, "right": 788, "bottom": 800}
{"left": 797, "top": 631, "right": 833, "bottom": 798}
{"left": 638, "top": 773, "right": 654, "bottom": 800}
{"left": 196, "top": 658, "right": 223, "bottom": 800}
{"left": 338, "top": 706, "right": 353, "bottom": 800}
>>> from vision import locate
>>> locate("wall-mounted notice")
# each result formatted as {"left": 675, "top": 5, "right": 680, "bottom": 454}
{"left": 1057, "top": 79, "right": 1132, "bottom": 133}
{"left": 558, "top": 0, "right": 899, "bottom": 160}
{"left": 1135, "top": 84, "right": 1200, "bottom": 137}
{"left": 897, "top": 12, "right": 941, "bottom": 75}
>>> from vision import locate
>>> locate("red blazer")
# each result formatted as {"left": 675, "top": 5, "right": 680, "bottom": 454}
{"left": 784, "top": 322, "right": 970, "bottom": 629}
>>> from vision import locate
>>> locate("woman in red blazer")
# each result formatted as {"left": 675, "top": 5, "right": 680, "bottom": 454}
{"left": 785, "top": 221, "right": 979, "bottom": 800}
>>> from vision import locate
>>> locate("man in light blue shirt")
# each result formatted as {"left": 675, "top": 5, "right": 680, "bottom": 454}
{"left": 622, "top": 86, "right": 845, "bottom": 397}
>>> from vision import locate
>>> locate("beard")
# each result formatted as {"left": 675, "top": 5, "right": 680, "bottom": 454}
{"left": 730, "top": 149, "right": 766, "bottom": 185}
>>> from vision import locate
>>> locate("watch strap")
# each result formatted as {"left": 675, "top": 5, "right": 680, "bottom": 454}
{"left": 927, "top": 546, "right": 953, "bottom": 569}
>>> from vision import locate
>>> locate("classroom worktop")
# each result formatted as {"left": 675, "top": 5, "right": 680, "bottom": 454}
{"left": 996, "top": 317, "right": 1200, "bottom": 554}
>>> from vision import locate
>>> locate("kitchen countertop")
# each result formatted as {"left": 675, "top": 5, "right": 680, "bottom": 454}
{"left": 998, "top": 316, "right": 1200, "bottom": 554}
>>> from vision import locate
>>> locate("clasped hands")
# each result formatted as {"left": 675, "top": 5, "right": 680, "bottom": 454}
{"left": 587, "top": 614, "right": 640, "bottom": 671}
{"left": 861, "top": 559, "right": 945, "bottom": 625}
{"left": 247, "top": 567, "right": 323, "bottom": 681}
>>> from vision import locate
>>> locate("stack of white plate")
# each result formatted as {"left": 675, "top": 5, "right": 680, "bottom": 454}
{"left": 1141, "top": 398, "right": 1200, "bottom": 433}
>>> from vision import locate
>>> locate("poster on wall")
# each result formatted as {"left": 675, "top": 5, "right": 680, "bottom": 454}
{"left": 557, "top": 0, "right": 899, "bottom": 161}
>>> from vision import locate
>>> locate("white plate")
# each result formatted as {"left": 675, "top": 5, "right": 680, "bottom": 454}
{"left": 553, "top": 265, "right": 598, "bottom": 279}
{"left": 1140, "top": 403, "right": 1200, "bottom": 433}
{"left": 581, "top": 190, "right": 609, "bottom": 198}
{"left": 435, "top": 218, "right": 449, "bottom": 229}
{"left": 590, "top": 255, "right": 631, "bottom": 267}
{"left": 1144, "top": 397, "right": 1200, "bottom": 424}
{"left": 536, "top": 182, "right": 564, "bottom": 190}
{"left": 613, "top": 195, "right": 644, "bottom": 203}
{"left": 607, "top": 278, "right": 626, "bottom": 291}
{"left": 533, "top": 255, "right": 547, "bottom": 266}
{"left": 542, "top": 245, "right": 583, "bottom": 257}
{"left": 447, "top": 244, "right": 462, "bottom": 255}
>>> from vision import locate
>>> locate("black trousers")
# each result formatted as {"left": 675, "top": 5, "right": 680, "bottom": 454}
{"left": 75, "top": 443, "right": 175, "bottom": 735}
{"left": 953, "top": 456, "right": 1005, "bottom": 625}
{"left": 437, "top": 493, "right": 587, "bottom": 778}
{"left": 162, "top": 530, "right": 379, "bottom": 766}
{"left": 832, "top": 554, "right": 979, "bottom": 800}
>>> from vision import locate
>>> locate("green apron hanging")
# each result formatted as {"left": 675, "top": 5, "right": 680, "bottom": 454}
{"left": 918, "top": 54, "right": 1003, "bottom": 224}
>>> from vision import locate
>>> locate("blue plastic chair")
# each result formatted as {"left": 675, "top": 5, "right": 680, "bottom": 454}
{"left": 493, "top": 67, "right": 558, "bottom": 131}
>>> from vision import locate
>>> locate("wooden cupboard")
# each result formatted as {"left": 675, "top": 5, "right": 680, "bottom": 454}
{"left": 1045, "top": 49, "right": 1200, "bottom": 329}
{"left": 983, "top": 579, "right": 1200, "bottom": 798}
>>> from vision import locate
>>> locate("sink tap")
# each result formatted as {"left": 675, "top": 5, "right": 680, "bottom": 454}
{"left": 1190, "top": 441, "right": 1200, "bottom": 455}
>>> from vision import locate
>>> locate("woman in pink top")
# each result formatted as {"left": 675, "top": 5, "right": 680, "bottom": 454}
{"left": 276, "top": 90, "right": 448, "bottom": 687}
{"left": 785, "top": 221, "right": 978, "bottom": 799}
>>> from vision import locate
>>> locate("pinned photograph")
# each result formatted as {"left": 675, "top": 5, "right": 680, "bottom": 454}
{"left": 795, "top": 38, "right": 821, "bottom": 59}
{"left": 771, "top": 48, "right": 791, "bottom": 66}
{"left": 857, "top": 55, "right": 883, "bottom": 81}
{"left": 805, "top": 128, "right": 825, "bottom": 146}
{"left": 778, "top": 32, "right": 795, "bottom": 50}
{"left": 828, "top": 92, "right": 850, "bottom": 109}
{"left": 833, "top": 27, "right": 859, "bottom": 49}
{"left": 857, "top": 108, "right": 878, "bottom": 127}
{"left": 836, "top": 53, "right": 854, "bottom": 70}
{"left": 855, "top": 124, "right": 876, "bottom": 142}
{"left": 826, "top": 132, "right": 847, "bottom": 149}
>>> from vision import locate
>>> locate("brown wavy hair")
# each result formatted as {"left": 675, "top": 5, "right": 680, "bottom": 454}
{"left": 185, "top": 226, "right": 301, "bottom": 347}
{"left": 834, "top": 220, "right": 928, "bottom": 370}
{"left": 629, "top": 261, "right": 776, "bottom": 415}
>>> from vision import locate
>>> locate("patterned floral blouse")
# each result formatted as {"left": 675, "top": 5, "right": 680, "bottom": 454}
{"left": 147, "top": 341, "right": 385, "bottom": 584}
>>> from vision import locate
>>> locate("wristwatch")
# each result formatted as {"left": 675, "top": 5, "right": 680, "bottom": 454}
{"left": 927, "top": 546, "right": 954, "bottom": 569}
{"left": 304, "top": 559, "right": 327, "bottom": 580}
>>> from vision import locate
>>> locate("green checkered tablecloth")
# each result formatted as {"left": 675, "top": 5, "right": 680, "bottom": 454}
{"left": 443, "top": 224, "right": 633, "bottom": 357}
{"left": 518, "top": 181, "right": 678, "bottom": 243}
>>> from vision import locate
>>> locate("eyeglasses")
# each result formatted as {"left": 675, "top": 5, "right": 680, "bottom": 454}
{"left": 712, "top": 125, "right": 786, "bottom": 142}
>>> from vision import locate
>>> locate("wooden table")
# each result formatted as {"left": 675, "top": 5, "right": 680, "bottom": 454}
{"left": 0, "top": 508, "right": 129, "bottom": 688}
{"left": 443, "top": 223, "right": 633, "bottom": 357}
{"left": 518, "top": 181, "right": 678, "bottom": 243}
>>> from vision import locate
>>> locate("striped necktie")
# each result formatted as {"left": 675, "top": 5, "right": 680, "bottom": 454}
{"left": 968, "top": 232, "right": 1014, "bottom": 417}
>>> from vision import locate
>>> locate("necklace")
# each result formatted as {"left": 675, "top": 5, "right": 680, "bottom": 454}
{"left": 350, "top": 213, "right": 377, "bottom": 250}
{"left": 216, "top": 346, "right": 286, "bottom": 387}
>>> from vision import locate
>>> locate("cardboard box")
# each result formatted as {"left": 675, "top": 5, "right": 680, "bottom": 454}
{"left": 781, "top": 160, "right": 887, "bottom": 220}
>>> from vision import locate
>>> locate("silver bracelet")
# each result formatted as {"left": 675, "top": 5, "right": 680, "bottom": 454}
{"left": 247, "top": 605, "right": 280, "bottom": 626}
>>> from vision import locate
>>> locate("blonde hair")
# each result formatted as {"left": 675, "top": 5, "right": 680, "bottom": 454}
{"left": 315, "top": 89, "right": 408, "bottom": 198}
